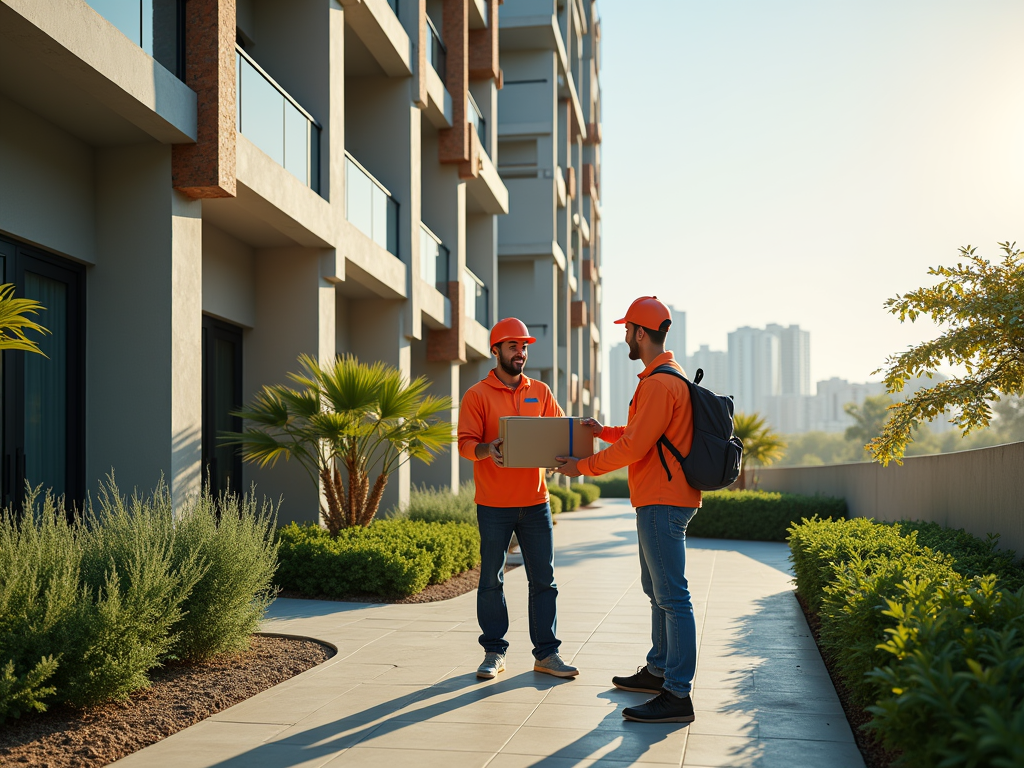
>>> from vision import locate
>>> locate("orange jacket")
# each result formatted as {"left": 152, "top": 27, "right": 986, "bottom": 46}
{"left": 578, "top": 351, "right": 702, "bottom": 509}
{"left": 458, "top": 370, "right": 565, "bottom": 507}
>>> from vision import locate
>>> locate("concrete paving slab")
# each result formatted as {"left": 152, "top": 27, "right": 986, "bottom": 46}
{"left": 111, "top": 500, "right": 862, "bottom": 768}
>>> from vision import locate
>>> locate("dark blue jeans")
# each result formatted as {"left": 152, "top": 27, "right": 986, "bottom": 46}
{"left": 637, "top": 505, "right": 698, "bottom": 697}
{"left": 476, "top": 502, "right": 560, "bottom": 660}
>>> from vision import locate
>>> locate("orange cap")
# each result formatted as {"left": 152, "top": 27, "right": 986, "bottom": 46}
{"left": 489, "top": 317, "right": 537, "bottom": 351}
{"left": 614, "top": 296, "right": 672, "bottom": 332}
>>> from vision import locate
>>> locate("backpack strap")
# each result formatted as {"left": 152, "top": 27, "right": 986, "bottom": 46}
{"left": 646, "top": 364, "right": 693, "bottom": 481}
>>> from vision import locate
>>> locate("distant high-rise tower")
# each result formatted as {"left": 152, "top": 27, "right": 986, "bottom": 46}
{"left": 728, "top": 326, "right": 780, "bottom": 415}
{"left": 688, "top": 344, "right": 729, "bottom": 393}
{"left": 608, "top": 342, "right": 643, "bottom": 426}
{"left": 667, "top": 305, "right": 686, "bottom": 362}
{"left": 766, "top": 324, "right": 811, "bottom": 396}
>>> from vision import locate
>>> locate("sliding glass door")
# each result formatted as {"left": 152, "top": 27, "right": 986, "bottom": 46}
{"left": 0, "top": 235, "right": 85, "bottom": 513}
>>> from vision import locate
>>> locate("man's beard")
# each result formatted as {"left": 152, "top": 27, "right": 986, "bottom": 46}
{"left": 499, "top": 353, "right": 525, "bottom": 376}
{"left": 627, "top": 337, "right": 641, "bottom": 360}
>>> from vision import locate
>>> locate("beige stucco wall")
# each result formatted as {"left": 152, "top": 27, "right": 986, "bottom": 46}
{"left": 755, "top": 442, "right": 1024, "bottom": 556}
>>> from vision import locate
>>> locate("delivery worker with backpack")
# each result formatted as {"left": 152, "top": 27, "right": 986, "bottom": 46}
{"left": 554, "top": 296, "right": 709, "bottom": 724}
{"left": 458, "top": 317, "right": 580, "bottom": 681}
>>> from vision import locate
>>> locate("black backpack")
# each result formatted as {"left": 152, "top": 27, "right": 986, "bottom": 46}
{"left": 644, "top": 365, "right": 743, "bottom": 491}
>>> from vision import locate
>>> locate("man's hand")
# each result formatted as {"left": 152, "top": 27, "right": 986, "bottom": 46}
{"left": 580, "top": 417, "right": 604, "bottom": 436}
{"left": 553, "top": 456, "right": 581, "bottom": 477}
{"left": 475, "top": 438, "right": 504, "bottom": 467}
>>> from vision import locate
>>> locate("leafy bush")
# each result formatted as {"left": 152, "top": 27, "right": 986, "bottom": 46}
{"left": 169, "top": 490, "right": 278, "bottom": 661}
{"left": 689, "top": 491, "right": 846, "bottom": 542}
{"left": 575, "top": 483, "right": 601, "bottom": 506}
{"left": 548, "top": 494, "right": 562, "bottom": 515}
{"left": 547, "top": 484, "right": 581, "bottom": 512}
{"left": 589, "top": 475, "right": 629, "bottom": 498}
{"left": 0, "top": 480, "right": 279, "bottom": 722}
{"left": 277, "top": 519, "right": 480, "bottom": 598}
{"left": 894, "top": 520, "right": 1024, "bottom": 592}
{"left": 867, "top": 577, "right": 1024, "bottom": 766}
{"left": 404, "top": 482, "right": 476, "bottom": 524}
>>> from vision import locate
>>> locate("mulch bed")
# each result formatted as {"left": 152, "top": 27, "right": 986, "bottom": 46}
{"left": 796, "top": 593, "right": 900, "bottom": 768}
{"left": 0, "top": 635, "right": 334, "bottom": 768}
{"left": 277, "top": 563, "right": 520, "bottom": 604}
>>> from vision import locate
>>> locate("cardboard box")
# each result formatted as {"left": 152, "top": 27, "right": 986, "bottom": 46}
{"left": 499, "top": 417, "right": 596, "bottom": 468}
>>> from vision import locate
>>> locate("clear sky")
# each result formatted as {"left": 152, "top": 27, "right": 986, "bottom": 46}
{"left": 598, "top": 0, "right": 1024, "bottom": 393}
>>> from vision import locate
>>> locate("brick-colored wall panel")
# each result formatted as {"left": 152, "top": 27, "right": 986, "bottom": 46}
{"left": 564, "top": 165, "right": 576, "bottom": 200}
{"left": 468, "top": 0, "right": 499, "bottom": 81}
{"left": 571, "top": 300, "right": 588, "bottom": 328}
{"left": 438, "top": 0, "right": 469, "bottom": 165}
{"left": 172, "top": 0, "right": 237, "bottom": 198}
{"left": 428, "top": 281, "right": 467, "bottom": 362}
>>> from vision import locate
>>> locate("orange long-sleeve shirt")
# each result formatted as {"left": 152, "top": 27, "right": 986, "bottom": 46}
{"left": 578, "top": 351, "right": 702, "bottom": 509}
{"left": 458, "top": 370, "right": 565, "bottom": 507}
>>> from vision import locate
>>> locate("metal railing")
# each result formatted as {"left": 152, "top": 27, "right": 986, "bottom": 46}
{"left": 463, "top": 268, "right": 489, "bottom": 325}
{"left": 468, "top": 91, "right": 487, "bottom": 154}
{"left": 236, "top": 45, "right": 321, "bottom": 193}
{"left": 346, "top": 152, "right": 399, "bottom": 257}
{"left": 419, "top": 224, "right": 450, "bottom": 295}
{"left": 426, "top": 14, "right": 447, "bottom": 81}
{"left": 87, "top": 0, "right": 184, "bottom": 80}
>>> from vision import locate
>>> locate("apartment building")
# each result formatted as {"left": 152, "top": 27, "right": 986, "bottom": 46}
{"left": 495, "top": 0, "right": 604, "bottom": 447}
{"left": 0, "top": 0, "right": 539, "bottom": 523}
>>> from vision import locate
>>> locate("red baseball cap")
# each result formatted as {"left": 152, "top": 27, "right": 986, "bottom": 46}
{"left": 614, "top": 296, "right": 672, "bottom": 332}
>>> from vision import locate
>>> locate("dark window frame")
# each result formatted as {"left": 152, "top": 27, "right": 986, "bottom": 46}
{"left": 201, "top": 315, "right": 243, "bottom": 498}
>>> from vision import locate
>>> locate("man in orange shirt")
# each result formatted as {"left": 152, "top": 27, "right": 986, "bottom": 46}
{"left": 555, "top": 296, "right": 700, "bottom": 723}
{"left": 458, "top": 317, "right": 579, "bottom": 680}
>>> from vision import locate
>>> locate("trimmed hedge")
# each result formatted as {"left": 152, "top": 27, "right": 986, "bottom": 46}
{"left": 893, "top": 519, "right": 1024, "bottom": 592}
{"left": 546, "top": 484, "right": 581, "bottom": 512}
{"left": 789, "top": 516, "right": 1024, "bottom": 765}
{"left": 0, "top": 481, "right": 278, "bottom": 722}
{"left": 589, "top": 475, "right": 629, "bottom": 498}
{"left": 276, "top": 519, "right": 480, "bottom": 599}
{"left": 405, "top": 482, "right": 476, "bottom": 524}
{"left": 548, "top": 494, "right": 563, "bottom": 515}
{"left": 688, "top": 491, "right": 846, "bottom": 542}
{"left": 575, "top": 483, "right": 601, "bottom": 506}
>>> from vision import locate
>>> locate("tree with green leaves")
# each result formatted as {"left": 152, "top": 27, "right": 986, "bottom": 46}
{"left": 223, "top": 354, "right": 455, "bottom": 534}
{"left": 0, "top": 284, "right": 48, "bottom": 355}
{"left": 732, "top": 412, "right": 787, "bottom": 489}
{"left": 870, "top": 242, "right": 1024, "bottom": 465}
{"left": 844, "top": 394, "right": 894, "bottom": 450}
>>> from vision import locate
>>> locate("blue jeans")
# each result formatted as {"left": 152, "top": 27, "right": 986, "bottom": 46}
{"left": 637, "top": 505, "right": 698, "bottom": 697}
{"left": 476, "top": 502, "right": 560, "bottom": 660}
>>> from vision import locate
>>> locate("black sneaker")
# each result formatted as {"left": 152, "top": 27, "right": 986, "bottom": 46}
{"left": 622, "top": 690, "right": 695, "bottom": 723}
{"left": 612, "top": 665, "right": 665, "bottom": 694}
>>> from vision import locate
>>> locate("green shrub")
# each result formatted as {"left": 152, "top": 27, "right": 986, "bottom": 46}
{"left": 867, "top": 577, "right": 1024, "bottom": 766}
{"left": 590, "top": 475, "right": 629, "bottom": 498}
{"left": 893, "top": 520, "right": 1024, "bottom": 592}
{"left": 575, "top": 483, "right": 601, "bottom": 506}
{"left": 0, "top": 480, "right": 280, "bottom": 721}
{"left": 689, "top": 491, "right": 846, "bottom": 542}
{"left": 548, "top": 494, "right": 562, "bottom": 515}
{"left": 546, "top": 484, "right": 581, "bottom": 512}
{"left": 169, "top": 490, "right": 278, "bottom": 661}
{"left": 405, "top": 482, "right": 476, "bottom": 524}
{"left": 277, "top": 518, "right": 480, "bottom": 598}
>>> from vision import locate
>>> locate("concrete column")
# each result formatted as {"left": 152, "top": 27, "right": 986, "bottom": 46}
{"left": 411, "top": 340, "right": 460, "bottom": 492}
{"left": 245, "top": 247, "right": 335, "bottom": 525}
{"left": 90, "top": 144, "right": 202, "bottom": 507}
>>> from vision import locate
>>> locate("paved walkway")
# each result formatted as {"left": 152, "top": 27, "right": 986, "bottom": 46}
{"left": 113, "top": 499, "right": 864, "bottom": 768}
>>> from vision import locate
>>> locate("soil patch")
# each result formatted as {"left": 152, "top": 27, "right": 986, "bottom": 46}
{"left": 278, "top": 563, "right": 520, "bottom": 604}
{"left": 0, "top": 635, "right": 333, "bottom": 768}
{"left": 796, "top": 593, "right": 899, "bottom": 768}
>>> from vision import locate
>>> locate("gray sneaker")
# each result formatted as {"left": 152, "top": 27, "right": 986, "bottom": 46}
{"left": 477, "top": 651, "right": 506, "bottom": 679}
{"left": 534, "top": 652, "right": 579, "bottom": 678}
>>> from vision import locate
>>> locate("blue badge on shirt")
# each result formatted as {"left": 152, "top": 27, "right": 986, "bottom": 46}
{"left": 525, "top": 397, "right": 539, "bottom": 403}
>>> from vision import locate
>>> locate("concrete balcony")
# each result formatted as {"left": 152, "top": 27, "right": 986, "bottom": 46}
{"left": 340, "top": 0, "right": 411, "bottom": 77}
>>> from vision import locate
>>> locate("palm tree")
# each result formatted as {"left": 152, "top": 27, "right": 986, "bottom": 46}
{"left": 223, "top": 354, "right": 455, "bottom": 534}
{"left": 732, "top": 412, "right": 786, "bottom": 490}
{"left": 0, "top": 283, "right": 48, "bottom": 354}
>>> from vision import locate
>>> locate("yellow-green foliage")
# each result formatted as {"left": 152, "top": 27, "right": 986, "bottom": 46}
{"left": 575, "top": 483, "right": 601, "bottom": 506}
{"left": 546, "top": 484, "right": 581, "bottom": 512}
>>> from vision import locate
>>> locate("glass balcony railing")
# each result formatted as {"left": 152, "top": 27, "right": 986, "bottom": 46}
{"left": 463, "top": 268, "right": 489, "bottom": 325}
{"left": 86, "top": 0, "right": 184, "bottom": 80}
{"left": 468, "top": 92, "right": 487, "bottom": 154}
{"left": 346, "top": 153, "right": 399, "bottom": 257}
{"left": 420, "top": 224, "right": 450, "bottom": 295}
{"left": 236, "top": 45, "right": 322, "bottom": 193}
{"left": 426, "top": 15, "right": 447, "bottom": 81}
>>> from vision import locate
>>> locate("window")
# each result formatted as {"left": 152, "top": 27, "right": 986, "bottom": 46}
{"left": 0, "top": 235, "right": 85, "bottom": 514}
{"left": 202, "top": 316, "right": 243, "bottom": 498}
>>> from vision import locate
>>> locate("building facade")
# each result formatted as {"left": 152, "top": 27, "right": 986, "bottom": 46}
{"left": 0, "top": 0, "right": 603, "bottom": 522}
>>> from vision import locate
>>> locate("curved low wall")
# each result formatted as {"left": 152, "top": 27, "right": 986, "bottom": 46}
{"left": 755, "top": 442, "right": 1024, "bottom": 555}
